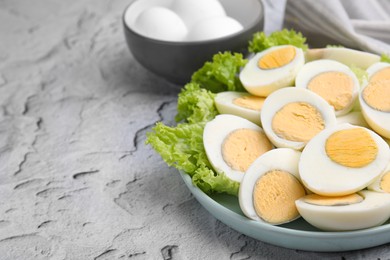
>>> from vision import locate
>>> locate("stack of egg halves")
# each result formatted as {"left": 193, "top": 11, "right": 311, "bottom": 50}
{"left": 203, "top": 45, "right": 390, "bottom": 231}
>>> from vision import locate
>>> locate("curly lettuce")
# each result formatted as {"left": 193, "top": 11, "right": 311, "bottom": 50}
{"left": 248, "top": 29, "right": 308, "bottom": 53}
{"left": 146, "top": 83, "right": 239, "bottom": 196}
{"left": 175, "top": 83, "right": 218, "bottom": 123}
{"left": 191, "top": 52, "right": 247, "bottom": 93}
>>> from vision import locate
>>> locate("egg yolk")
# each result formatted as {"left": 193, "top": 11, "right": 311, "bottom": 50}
{"left": 253, "top": 170, "right": 305, "bottom": 224}
{"left": 370, "top": 67, "right": 390, "bottom": 82}
{"left": 380, "top": 171, "right": 390, "bottom": 193}
{"left": 258, "top": 46, "right": 296, "bottom": 70}
{"left": 308, "top": 71, "right": 354, "bottom": 111}
{"left": 362, "top": 80, "right": 390, "bottom": 112}
{"left": 302, "top": 193, "right": 363, "bottom": 206}
{"left": 325, "top": 128, "right": 378, "bottom": 168}
{"left": 272, "top": 102, "right": 325, "bottom": 142}
{"left": 222, "top": 129, "right": 272, "bottom": 172}
{"left": 233, "top": 95, "right": 265, "bottom": 111}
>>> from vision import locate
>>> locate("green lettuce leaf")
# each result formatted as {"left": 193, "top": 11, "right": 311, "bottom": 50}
{"left": 350, "top": 65, "right": 368, "bottom": 86}
{"left": 146, "top": 83, "right": 239, "bottom": 196}
{"left": 191, "top": 52, "right": 247, "bottom": 93}
{"left": 146, "top": 122, "right": 209, "bottom": 175}
{"left": 146, "top": 122, "right": 239, "bottom": 196}
{"left": 381, "top": 53, "right": 390, "bottom": 63}
{"left": 175, "top": 83, "right": 218, "bottom": 123}
{"left": 248, "top": 29, "right": 308, "bottom": 53}
{"left": 193, "top": 166, "right": 239, "bottom": 196}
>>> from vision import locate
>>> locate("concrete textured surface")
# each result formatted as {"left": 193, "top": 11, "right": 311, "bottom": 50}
{"left": 1, "top": 0, "right": 390, "bottom": 259}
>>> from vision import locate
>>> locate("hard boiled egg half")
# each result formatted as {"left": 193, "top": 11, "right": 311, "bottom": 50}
{"left": 295, "top": 59, "right": 360, "bottom": 116}
{"left": 214, "top": 91, "right": 266, "bottom": 125}
{"left": 203, "top": 114, "right": 273, "bottom": 182}
{"left": 239, "top": 148, "right": 306, "bottom": 225}
{"left": 296, "top": 190, "right": 390, "bottom": 231}
{"left": 260, "top": 87, "right": 336, "bottom": 150}
{"left": 239, "top": 45, "right": 305, "bottom": 96}
{"left": 305, "top": 47, "right": 380, "bottom": 70}
{"left": 359, "top": 62, "right": 390, "bottom": 139}
{"left": 367, "top": 162, "right": 390, "bottom": 193}
{"left": 299, "top": 123, "right": 390, "bottom": 196}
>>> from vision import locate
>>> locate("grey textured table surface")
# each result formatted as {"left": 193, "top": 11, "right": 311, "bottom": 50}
{"left": 1, "top": 0, "right": 390, "bottom": 259}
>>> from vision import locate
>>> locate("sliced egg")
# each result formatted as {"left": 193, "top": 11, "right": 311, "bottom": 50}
{"left": 239, "top": 45, "right": 305, "bottom": 96}
{"left": 239, "top": 148, "right": 305, "bottom": 225}
{"left": 299, "top": 123, "right": 390, "bottom": 196}
{"left": 295, "top": 59, "right": 359, "bottom": 116}
{"left": 367, "top": 162, "right": 390, "bottom": 193}
{"left": 260, "top": 87, "right": 336, "bottom": 150}
{"left": 214, "top": 91, "right": 265, "bottom": 125}
{"left": 133, "top": 6, "right": 187, "bottom": 41}
{"left": 359, "top": 62, "right": 390, "bottom": 138}
{"left": 296, "top": 190, "right": 390, "bottom": 231}
{"left": 170, "top": 0, "right": 226, "bottom": 29}
{"left": 305, "top": 47, "right": 380, "bottom": 69}
{"left": 186, "top": 16, "right": 243, "bottom": 41}
{"left": 336, "top": 111, "right": 369, "bottom": 128}
{"left": 203, "top": 114, "right": 273, "bottom": 182}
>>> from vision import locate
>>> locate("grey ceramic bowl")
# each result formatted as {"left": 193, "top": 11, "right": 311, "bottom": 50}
{"left": 123, "top": 0, "right": 264, "bottom": 85}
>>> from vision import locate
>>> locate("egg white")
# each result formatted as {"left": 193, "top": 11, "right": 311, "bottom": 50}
{"left": 359, "top": 62, "right": 390, "bottom": 139}
{"left": 305, "top": 47, "right": 381, "bottom": 70}
{"left": 239, "top": 45, "right": 305, "bottom": 97}
{"left": 299, "top": 124, "right": 390, "bottom": 196}
{"left": 203, "top": 114, "right": 270, "bottom": 182}
{"left": 336, "top": 111, "right": 369, "bottom": 128}
{"left": 295, "top": 59, "right": 360, "bottom": 116}
{"left": 296, "top": 190, "right": 390, "bottom": 231}
{"left": 260, "top": 87, "right": 336, "bottom": 150}
{"left": 214, "top": 91, "right": 263, "bottom": 126}
{"left": 239, "top": 148, "right": 303, "bottom": 224}
{"left": 367, "top": 162, "right": 390, "bottom": 193}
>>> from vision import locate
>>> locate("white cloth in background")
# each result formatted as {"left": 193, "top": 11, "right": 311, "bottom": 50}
{"left": 283, "top": 0, "right": 390, "bottom": 55}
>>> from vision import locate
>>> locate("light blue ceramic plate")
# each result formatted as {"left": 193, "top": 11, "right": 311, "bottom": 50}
{"left": 180, "top": 171, "right": 390, "bottom": 252}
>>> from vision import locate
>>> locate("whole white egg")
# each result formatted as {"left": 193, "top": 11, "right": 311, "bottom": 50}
{"left": 359, "top": 62, "right": 390, "bottom": 138}
{"left": 296, "top": 190, "right": 390, "bottom": 231}
{"left": 260, "top": 87, "right": 336, "bottom": 150}
{"left": 214, "top": 91, "right": 265, "bottom": 126}
{"left": 134, "top": 6, "right": 187, "bottom": 41}
{"left": 203, "top": 114, "right": 273, "bottom": 183}
{"left": 239, "top": 45, "right": 305, "bottom": 96}
{"left": 186, "top": 16, "right": 243, "bottom": 41}
{"left": 299, "top": 123, "right": 390, "bottom": 196}
{"left": 170, "top": 0, "right": 226, "bottom": 29}
{"left": 239, "top": 148, "right": 305, "bottom": 225}
{"left": 295, "top": 59, "right": 360, "bottom": 116}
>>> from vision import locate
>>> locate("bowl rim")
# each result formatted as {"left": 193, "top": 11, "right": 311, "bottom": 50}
{"left": 122, "top": 0, "right": 264, "bottom": 46}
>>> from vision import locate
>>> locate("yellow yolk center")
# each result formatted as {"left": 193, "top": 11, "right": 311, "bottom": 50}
{"left": 371, "top": 67, "right": 390, "bottom": 82}
{"left": 302, "top": 193, "right": 363, "bottom": 206}
{"left": 325, "top": 128, "right": 378, "bottom": 168}
{"left": 308, "top": 71, "right": 354, "bottom": 111}
{"left": 233, "top": 96, "right": 266, "bottom": 111}
{"left": 253, "top": 170, "right": 306, "bottom": 224}
{"left": 272, "top": 102, "right": 325, "bottom": 142}
{"left": 258, "top": 46, "right": 296, "bottom": 70}
{"left": 362, "top": 80, "right": 390, "bottom": 112}
{"left": 380, "top": 171, "right": 390, "bottom": 193}
{"left": 222, "top": 129, "right": 272, "bottom": 172}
